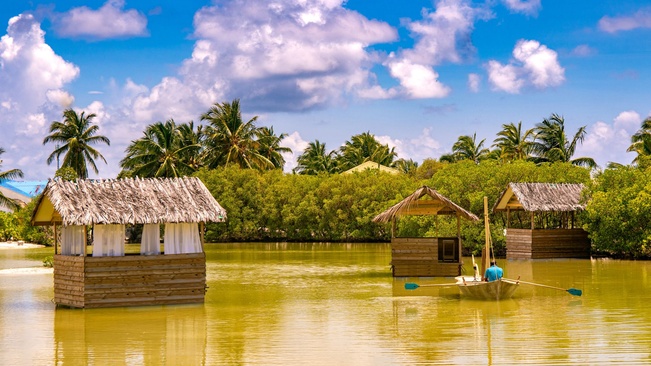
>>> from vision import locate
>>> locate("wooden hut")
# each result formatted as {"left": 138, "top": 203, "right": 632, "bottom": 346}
{"left": 373, "top": 186, "right": 479, "bottom": 277}
{"left": 31, "top": 177, "right": 226, "bottom": 308}
{"left": 494, "top": 182, "right": 590, "bottom": 259}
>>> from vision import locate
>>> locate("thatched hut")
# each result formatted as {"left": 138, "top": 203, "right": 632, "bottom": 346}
{"left": 31, "top": 177, "right": 226, "bottom": 308}
{"left": 373, "top": 186, "right": 479, "bottom": 277}
{"left": 494, "top": 182, "right": 590, "bottom": 259}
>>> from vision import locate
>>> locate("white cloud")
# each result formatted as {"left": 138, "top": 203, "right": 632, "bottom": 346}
{"left": 486, "top": 39, "right": 564, "bottom": 93}
{"left": 486, "top": 60, "right": 523, "bottom": 93}
{"left": 279, "top": 131, "right": 310, "bottom": 173}
{"left": 468, "top": 73, "right": 480, "bottom": 92}
{"left": 402, "top": 0, "right": 483, "bottom": 66}
{"left": 377, "top": 128, "right": 443, "bottom": 163}
{"left": 161, "top": 0, "right": 397, "bottom": 112}
{"left": 570, "top": 44, "right": 597, "bottom": 57}
{"left": 599, "top": 8, "right": 651, "bottom": 33}
{"left": 46, "top": 89, "right": 74, "bottom": 108}
{"left": 576, "top": 111, "right": 643, "bottom": 167}
{"left": 0, "top": 14, "right": 79, "bottom": 178}
{"left": 52, "top": 0, "right": 148, "bottom": 39}
{"left": 374, "top": 0, "right": 489, "bottom": 99}
{"left": 502, "top": 0, "right": 541, "bottom": 16}
{"left": 386, "top": 58, "right": 450, "bottom": 98}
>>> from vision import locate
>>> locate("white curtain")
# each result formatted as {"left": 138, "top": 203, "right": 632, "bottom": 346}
{"left": 141, "top": 224, "right": 161, "bottom": 255}
{"left": 61, "top": 225, "right": 85, "bottom": 256}
{"left": 164, "top": 223, "right": 201, "bottom": 255}
{"left": 93, "top": 224, "right": 125, "bottom": 257}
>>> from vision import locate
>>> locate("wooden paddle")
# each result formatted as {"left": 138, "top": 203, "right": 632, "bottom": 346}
{"left": 504, "top": 278, "right": 582, "bottom": 296}
{"left": 404, "top": 282, "right": 457, "bottom": 290}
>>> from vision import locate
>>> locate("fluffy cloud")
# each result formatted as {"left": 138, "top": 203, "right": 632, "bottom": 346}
{"left": 575, "top": 111, "right": 642, "bottom": 167}
{"left": 376, "top": 128, "right": 443, "bottom": 163}
{"left": 502, "top": 0, "right": 541, "bottom": 16}
{"left": 142, "top": 0, "right": 397, "bottom": 113}
{"left": 487, "top": 39, "right": 564, "bottom": 93}
{"left": 52, "top": 0, "right": 147, "bottom": 39}
{"left": 377, "top": 0, "right": 488, "bottom": 99}
{"left": 0, "top": 14, "right": 79, "bottom": 177}
{"left": 278, "top": 131, "right": 310, "bottom": 173}
{"left": 385, "top": 58, "right": 450, "bottom": 98}
{"left": 599, "top": 8, "right": 651, "bottom": 33}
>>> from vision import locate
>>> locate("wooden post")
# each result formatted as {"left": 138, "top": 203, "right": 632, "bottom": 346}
{"left": 199, "top": 222, "right": 205, "bottom": 252}
{"left": 53, "top": 223, "right": 58, "bottom": 255}
{"left": 506, "top": 207, "right": 511, "bottom": 229}
{"left": 456, "top": 213, "right": 462, "bottom": 263}
{"left": 83, "top": 226, "right": 88, "bottom": 256}
{"left": 531, "top": 212, "right": 535, "bottom": 230}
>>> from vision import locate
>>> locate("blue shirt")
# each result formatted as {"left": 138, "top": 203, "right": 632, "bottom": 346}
{"left": 485, "top": 265, "right": 503, "bottom": 282}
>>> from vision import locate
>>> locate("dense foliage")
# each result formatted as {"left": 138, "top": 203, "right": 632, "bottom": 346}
{"left": 195, "top": 161, "right": 591, "bottom": 255}
{"left": 584, "top": 164, "right": 651, "bottom": 258}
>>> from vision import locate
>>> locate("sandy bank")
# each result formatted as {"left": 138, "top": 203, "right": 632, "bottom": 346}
{"left": 0, "top": 267, "right": 53, "bottom": 275}
{"left": 0, "top": 242, "right": 45, "bottom": 250}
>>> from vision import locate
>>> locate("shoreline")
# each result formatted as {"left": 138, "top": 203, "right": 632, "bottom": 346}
{"left": 0, "top": 241, "right": 46, "bottom": 250}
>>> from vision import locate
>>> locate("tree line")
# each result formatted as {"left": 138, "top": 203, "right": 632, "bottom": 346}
{"left": 1, "top": 100, "right": 651, "bottom": 257}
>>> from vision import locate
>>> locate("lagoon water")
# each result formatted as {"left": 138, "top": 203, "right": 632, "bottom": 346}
{"left": 1, "top": 243, "right": 650, "bottom": 365}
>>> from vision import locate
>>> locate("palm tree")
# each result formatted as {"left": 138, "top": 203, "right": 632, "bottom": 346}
{"left": 338, "top": 131, "right": 397, "bottom": 171}
{"left": 627, "top": 117, "right": 651, "bottom": 165}
{"left": 493, "top": 122, "right": 534, "bottom": 161}
{"left": 120, "top": 120, "right": 200, "bottom": 178}
{"left": 531, "top": 114, "right": 596, "bottom": 168}
{"left": 294, "top": 140, "right": 339, "bottom": 175}
{"left": 256, "top": 126, "right": 292, "bottom": 170}
{"left": 201, "top": 99, "right": 272, "bottom": 170}
{"left": 177, "top": 121, "right": 205, "bottom": 171}
{"left": 393, "top": 158, "right": 418, "bottom": 174}
{"left": 451, "top": 133, "right": 490, "bottom": 163}
{"left": 43, "top": 109, "right": 111, "bottom": 179}
{"left": 0, "top": 148, "right": 24, "bottom": 211}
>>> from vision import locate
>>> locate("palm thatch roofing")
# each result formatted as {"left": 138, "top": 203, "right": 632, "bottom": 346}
{"left": 372, "top": 185, "right": 479, "bottom": 223}
{"left": 343, "top": 161, "right": 400, "bottom": 175}
{"left": 31, "top": 177, "right": 227, "bottom": 226}
{"left": 493, "top": 182, "right": 586, "bottom": 212}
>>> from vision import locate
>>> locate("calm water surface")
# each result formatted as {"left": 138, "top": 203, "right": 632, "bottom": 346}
{"left": 1, "top": 243, "right": 650, "bottom": 365}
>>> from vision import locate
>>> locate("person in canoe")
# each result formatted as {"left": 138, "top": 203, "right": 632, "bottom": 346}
{"left": 484, "top": 261, "right": 503, "bottom": 282}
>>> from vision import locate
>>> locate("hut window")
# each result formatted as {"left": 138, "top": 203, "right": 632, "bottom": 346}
{"left": 141, "top": 224, "right": 161, "bottom": 255}
{"left": 92, "top": 224, "right": 126, "bottom": 257}
{"left": 61, "top": 225, "right": 85, "bottom": 256}
{"left": 164, "top": 223, "right": 201, "bottom": 254}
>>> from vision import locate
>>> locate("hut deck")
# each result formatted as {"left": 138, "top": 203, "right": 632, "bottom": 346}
{"left": 506, "top": 228, "right": 590, "bottom": 260}
{"left": 53, "top": 253, "right": 206, "bottom": 308}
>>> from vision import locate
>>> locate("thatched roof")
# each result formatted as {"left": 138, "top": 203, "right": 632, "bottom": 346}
{"left": 343, "top": 161, "right": 400, "bottom": 175}
{"left": 31, "top": 177, "right": 227, "bottom": 226}
{"left": 373, "top": 186, "right": 479, "bottom": 223}
{"left": 493, "top": 182, "right": 586, "bottom": 212}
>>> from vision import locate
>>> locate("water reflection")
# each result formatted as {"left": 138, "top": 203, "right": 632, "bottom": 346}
{"left": 1, "top": 244, "right": 651, "bottom": 365}
{"left": 53, "top": 306, "right": 207, "bottom": 365}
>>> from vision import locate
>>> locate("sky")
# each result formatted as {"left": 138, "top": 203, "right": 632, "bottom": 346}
{"left": 1, "top": 0, "right": 651, "bottom": 180}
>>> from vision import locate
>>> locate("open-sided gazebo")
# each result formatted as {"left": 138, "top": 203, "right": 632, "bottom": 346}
{"left": 31, "top": 177, "right": 226, "bottom": 308}
{"left": 494, "top": 182, "right": 590, "bottom": 259}
{"left": 373, "top": 186, "right": 479, "bottom": 277}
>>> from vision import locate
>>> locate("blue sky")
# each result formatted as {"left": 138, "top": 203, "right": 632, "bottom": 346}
{"left": 1, "top": 0, "right": 650, "bottom": 179}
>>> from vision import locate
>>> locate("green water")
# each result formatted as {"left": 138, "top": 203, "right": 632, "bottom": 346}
{"left": 1, "top": 243, "right": 650, "bottom": 365}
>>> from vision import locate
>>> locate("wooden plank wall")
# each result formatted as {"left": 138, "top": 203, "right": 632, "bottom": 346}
{"left": 390, "top": 237, "right": 461, "bottom": 277}
{"left": 506, "top": 228, "right": 590, "bottom": 259}
{"left": 53, "top": 253, "right": 207, "bottom": 308}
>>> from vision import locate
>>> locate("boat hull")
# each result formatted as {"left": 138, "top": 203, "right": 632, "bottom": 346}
{"left": 455, "top": 276, "right": 519, "bottom": 300}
